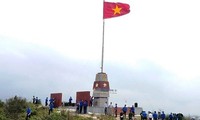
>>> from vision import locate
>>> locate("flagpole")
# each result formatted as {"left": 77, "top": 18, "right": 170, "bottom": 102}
{"left": 101, "top": 0, "right": 105, "bottom": 73}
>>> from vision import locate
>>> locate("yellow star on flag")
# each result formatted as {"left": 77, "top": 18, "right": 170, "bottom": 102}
{"left": 112, "top": 5, "right": 122, "bottom": 15}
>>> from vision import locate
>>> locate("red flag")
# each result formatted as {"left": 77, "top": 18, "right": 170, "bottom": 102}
{"left": 103, "top": 2, "right": 130, "bottom": 19}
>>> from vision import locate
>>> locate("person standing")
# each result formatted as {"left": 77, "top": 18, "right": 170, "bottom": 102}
{"left": 141, "top": 111, "right": 147, "bottom": 120}
{"left": 90, "top": 96, "right": 93, "bottom": 106}
{"left": 76, "top": 102, "right": 80, "bottom": 113}
{"left": 161, "top": 111, "right": 165, "bottom": 120}
{"left": 83, "top": 100, "right": 88, "bottom": 114}
{"left": 104, "top": 102, "right": 108, "bottom": 115}
{"left": 49, "top": 98, "right": 54, "bottom": 105}
{"left": 129, "top": 109, "right": 133, "bottom": 120}
{"left": 153, "top": 111, "right": 158, "bottom": 120}
{"left": 69, "top": 96, "right": 72, "bottom": 105}
{"left": 169, "top": 113, "right": 173, "bottom": 120}
{"left": 26, "top": 107, "right": 31, "bottom": 120}
{"left": 122, "top": 104, "right": 127, "bottom": 118}
{"left": 45, "top": 97, "right": 48, "bottom": 106}
{"left": 32, "top": 96, "right": 36, "bottom": 104}
{"left": 35, "top": 97, "right": 38, "bottom": 104}
{"left": 114, "top": 103, "right": 118, "bottom": 117}
{"left": 49, "top": 102, "right": 54, "bottom": 115}
{"left": 148, "top": 111, "right": 153, "bottom": 120}
{"left": 130, "top": 105, "right": 135, "bottom": 116}
{"left": 120, "top": 110, "right": 124, "bottom": 120}
{"left": 108, "top": 102, "right": 113, "bottom": 116}
{"left": 158, "top": 112, "right": 161, "bottom": 120}
{"left": 79, "top": 100, "right": 83, "bottom": 114}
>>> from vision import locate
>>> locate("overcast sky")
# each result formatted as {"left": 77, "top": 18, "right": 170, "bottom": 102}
{"left": 1, "top": 0, "right": 200, "bottom": 116}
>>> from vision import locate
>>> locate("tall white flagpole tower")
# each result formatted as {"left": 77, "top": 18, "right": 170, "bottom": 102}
{"left": 101, "top": 0, "right": 105, "bottom": 73}
{"left": 91, "top": 0, "right": 110, "bottom": 113}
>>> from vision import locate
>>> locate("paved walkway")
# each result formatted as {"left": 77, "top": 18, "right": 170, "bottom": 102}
{"left": 57, "top": 106, "right": 141, "bottom": 120}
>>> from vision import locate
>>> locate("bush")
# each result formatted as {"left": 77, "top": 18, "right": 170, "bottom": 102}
{"left": 0, "top": 100, "right": 4, "bottom": 108}
{"left": 0, "top": 114, "right": 6, "bottom": 120}
{"left": 4, "top": 96, "right": 27, "bottom": 120}
{"left": 0, "top": 108, "right": 6, "bottom": 120}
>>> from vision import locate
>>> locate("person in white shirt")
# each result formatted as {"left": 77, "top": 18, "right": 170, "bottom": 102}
{"left": 148, "top": 111, "right": 153, "bottom": 120}
{"left": 108, "top": 102, "right": 113, "bottom": 115}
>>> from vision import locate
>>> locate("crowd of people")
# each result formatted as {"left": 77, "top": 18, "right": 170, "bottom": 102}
{"left": 26, "top": 96, "right": 184, "bottom": 120}
{"left": 29, "top": 96, "right": 75, "bottom": 117}
{"left": 140, "top": 111, "right": 183, "bottom": 120}
{"left": 25, "top": 96, "right": 57, "bottom": 120}
{"left": 32, "top": 96, "right": 41, "bottom": 104}
{"left": 103, "top": 102, "right": 184, "bottom": 120}
{"left": 104, "top": 102, "right": 135, "bottom": 120}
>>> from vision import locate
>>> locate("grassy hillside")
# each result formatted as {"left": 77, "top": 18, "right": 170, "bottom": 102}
{"left": 0, "top": 96, "right": 194, "bottom": 120}
{"left": 0, "top": 96, "right": 116, "bottom": 120}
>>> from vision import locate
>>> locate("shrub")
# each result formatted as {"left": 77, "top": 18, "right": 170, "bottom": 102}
{"left": 0, "top": 107, "right": 6, "bottom": 120}
{"left": 0, "top": 100, "right": 4, "bottom": 108}
{"left": 4, "top": 96, "right": 27, "bottom": 120}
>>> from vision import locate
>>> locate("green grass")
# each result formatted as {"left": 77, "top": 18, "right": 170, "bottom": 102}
{"left": 0, "top": 96, "right": 117, "bottom": 120}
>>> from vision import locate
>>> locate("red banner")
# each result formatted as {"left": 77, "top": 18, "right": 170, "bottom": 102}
{"left": 93, "top": 81, "right": 110, "bottom": 91}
